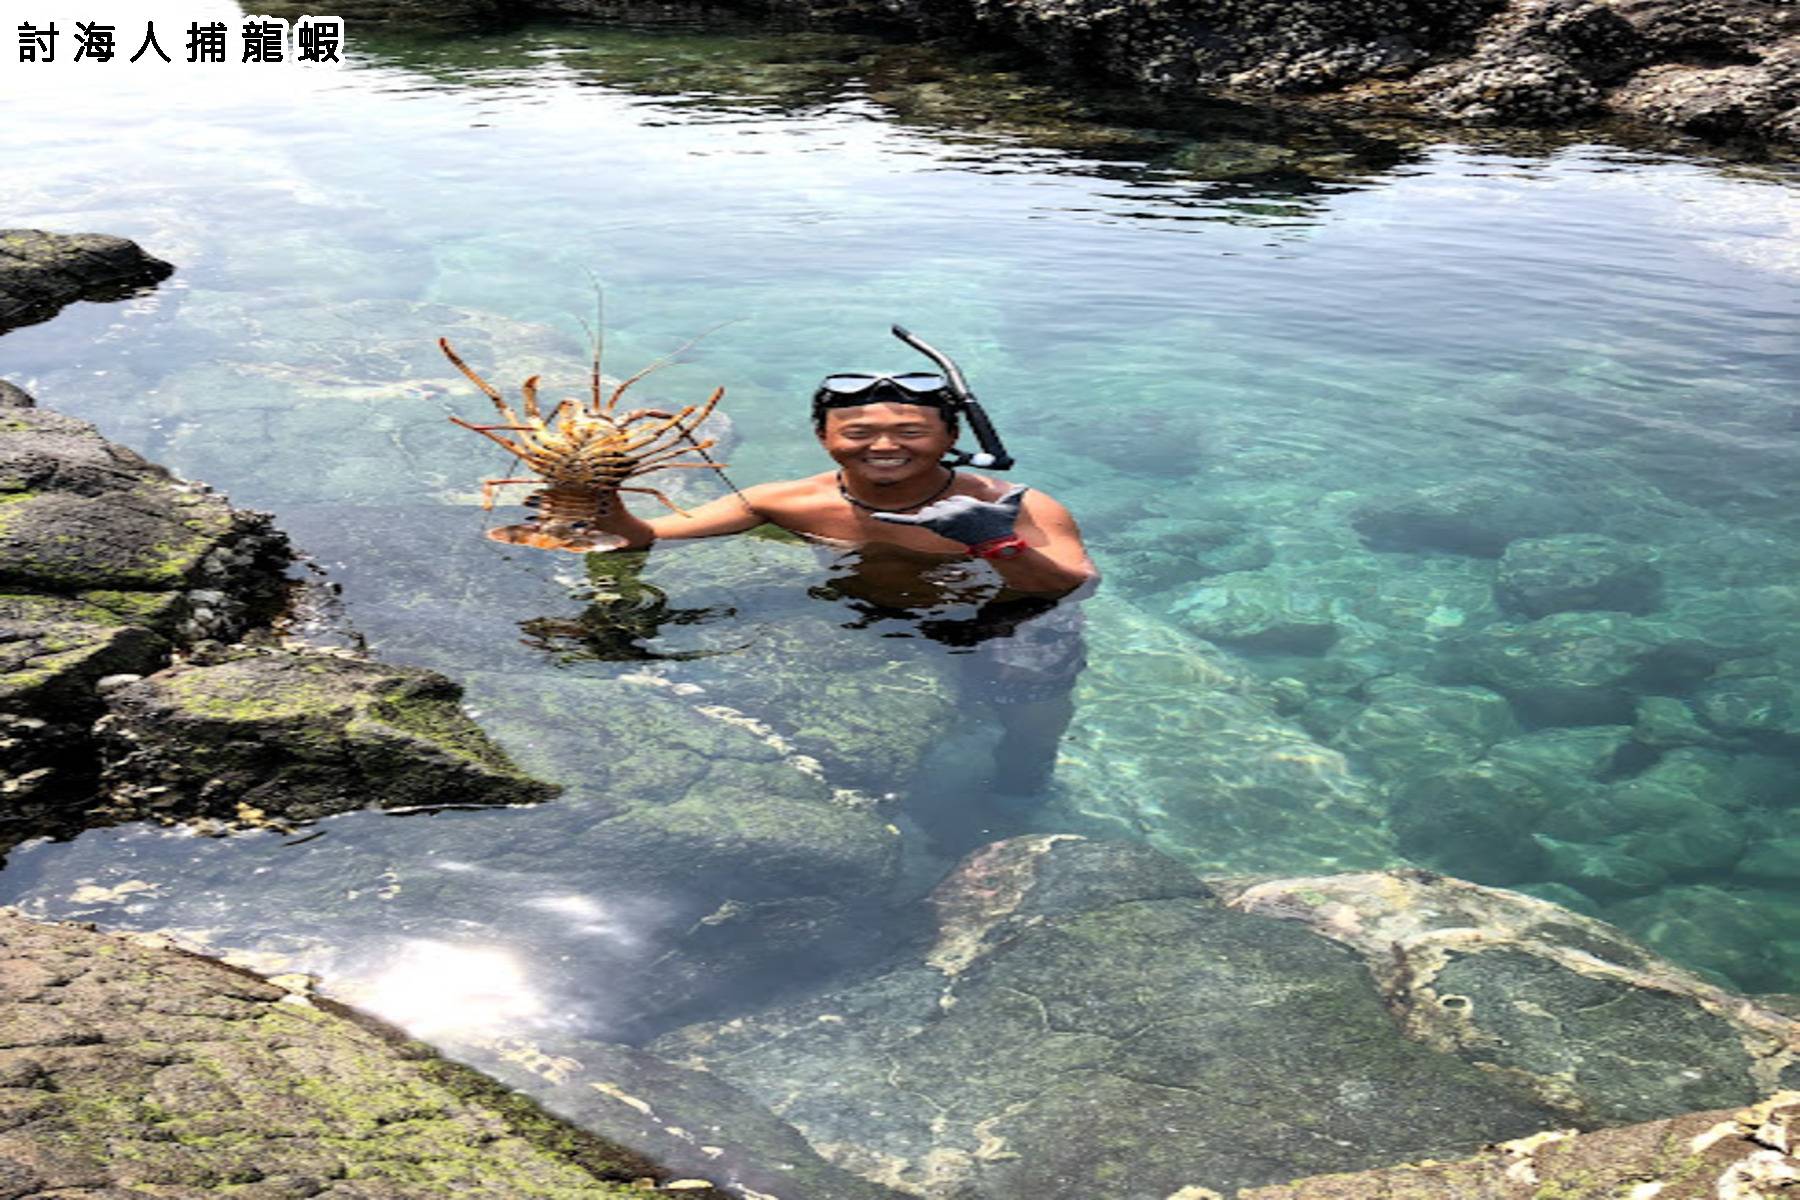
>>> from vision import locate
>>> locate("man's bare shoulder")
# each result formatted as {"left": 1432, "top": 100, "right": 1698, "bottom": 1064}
{"left": 746, "top": 472, "right": 837, "bottom": 514}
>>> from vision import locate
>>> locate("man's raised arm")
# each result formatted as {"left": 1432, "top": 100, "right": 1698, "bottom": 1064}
{"left": 593, "top": 488, "right": 769, "bottom": 550}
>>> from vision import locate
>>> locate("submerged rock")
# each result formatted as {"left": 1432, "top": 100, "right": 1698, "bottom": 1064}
{"left": 1332, "top": 675, "right": 1520, "bottom": 781}
{"left": 654, "top": 838, "right": 1567, "bottom": 1199}
{"left": 0, "top": 229, "right": 172, "bottom": 334}
{"left": 1447, "top": 609, "right": 1734, "bottom": 725}
{"left": 1053, "top": 594, "right": 1394, "bottom": 875}
{"left": 1494, "top": 532, "right": 1661, "bottom": 618}
{"left": 95, "top": 649, "right": 558, "bottom": 824}
{"left": 467, "top": 1035, "right": 909, "bottom": 1200}
{"left": 1173, "top": 568, "right": 1342, "bottom": 654}
{"left": 1388, "top": 760, "right": 1553, "bottom": 884}
{"left": 1350, "top": 481, "right": 1585, "bottom": 558}
{"left": 1214, "top": 870, "right": 1800, "bottom": 1123}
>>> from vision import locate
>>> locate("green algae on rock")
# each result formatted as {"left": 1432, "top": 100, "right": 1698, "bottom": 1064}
{"left": 95, "top": 649, "right": 558, "bottom": 824}
{"left": 0, "top": 385, "right": 290, "bottom": 827}
{"left": 0, "top": 909, "right": 701, "bottom": 1198}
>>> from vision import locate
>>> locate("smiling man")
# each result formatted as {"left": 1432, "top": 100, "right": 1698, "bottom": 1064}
{"left": 585, "top": 363, "right": 1098, "bottom": 805}
{"left": 596, "top": 371, "right": 1096, "bottom": 599}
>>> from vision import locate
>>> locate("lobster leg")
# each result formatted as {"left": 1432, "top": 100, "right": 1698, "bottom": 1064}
{"left": 619, "top": 484, "right": 691, "bottom": 516}
{"left": 440, "top": 338, "right": 525, "bottom": 426}
{"left": 479, "top": 478, "right": 541, "bottom": 510}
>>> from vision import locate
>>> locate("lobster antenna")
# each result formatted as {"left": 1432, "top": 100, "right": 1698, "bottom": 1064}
{"left": 607, "top": 318, "right": 741, "bottom": 408}
{"left": 584, "top": 270, "right": 605, "bottom": 415}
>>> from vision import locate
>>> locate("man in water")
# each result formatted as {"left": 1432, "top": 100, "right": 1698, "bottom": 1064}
{"left": 589, "top": 370, "right": 1097, "bottom": 797}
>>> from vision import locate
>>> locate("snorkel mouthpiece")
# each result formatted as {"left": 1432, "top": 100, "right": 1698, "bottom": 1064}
{"left": 890, "top": 325, "right": 1015, "bottom": 471}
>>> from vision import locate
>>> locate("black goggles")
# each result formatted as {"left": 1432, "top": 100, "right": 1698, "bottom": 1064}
{"left": 814, "top": 372, "right": 956, "bottom": 407}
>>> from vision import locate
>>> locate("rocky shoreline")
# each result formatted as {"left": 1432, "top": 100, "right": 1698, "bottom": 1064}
{"left": 267, "top": 0, "right": 1798, "bottom": 149}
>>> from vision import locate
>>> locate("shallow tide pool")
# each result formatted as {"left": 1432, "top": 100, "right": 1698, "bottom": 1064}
{"left": 3, "top": 0, "right": 1800, "bottom": 1189}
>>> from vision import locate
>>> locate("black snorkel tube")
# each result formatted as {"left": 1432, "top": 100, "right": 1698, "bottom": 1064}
{"left": 891, "top": 324, "right": 1015, "bottom": 471}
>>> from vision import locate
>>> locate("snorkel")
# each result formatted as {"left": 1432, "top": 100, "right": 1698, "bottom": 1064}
{"left": 890, "top": 325, "right": 1016, "bottom": 471}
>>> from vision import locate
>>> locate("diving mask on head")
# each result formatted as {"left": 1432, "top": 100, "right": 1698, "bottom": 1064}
{"left": 810, "top": 328, "right": 1016, "bottom": 471}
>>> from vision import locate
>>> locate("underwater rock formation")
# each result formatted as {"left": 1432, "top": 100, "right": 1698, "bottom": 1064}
{"left": 466, "top": 1034, "right": 910, "bottom": 1200}
{"left": 0, "top": 230, "right": 172, "bottom": 335}
{"left": 652, "top": 838, "right": 1571, "bottom": 1199}
{"left": 1052, "top": 594, "right": 1396, "bottom": 875}
{"left": 1494, "top": 532, "right": 1662, "bottom": 618}
{"left": 95, "top": 649, "right": 558, "bottom": 824}
{"left": 0, "top": 909, "right": 696, "bottom": 1198}
{"left": 1242, "top": 1091, "right": 1800, "bottom": 1200}
{"left": 0, "top": 386, "right": 289, "bottom": 834}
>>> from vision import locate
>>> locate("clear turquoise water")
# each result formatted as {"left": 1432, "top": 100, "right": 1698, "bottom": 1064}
{"left": 3, "top": 0, "right": 1799, "bottom": 1173}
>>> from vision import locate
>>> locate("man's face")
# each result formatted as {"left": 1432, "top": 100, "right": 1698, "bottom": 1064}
{"left": 819, "top": 401, "right": 957, "bottom": 487}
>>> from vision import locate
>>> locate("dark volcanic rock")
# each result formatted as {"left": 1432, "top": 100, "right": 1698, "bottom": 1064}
{"left": 0, "top": 909, "right": 685, "bottom": 1198}
{"left": 654, "top": 837, "right": 1567, "bottom": 1199}
{"left": 0, "top": 229, "right": 173, "bottom": 334}
{"left": 0, "top": 387, "right": 289, "bottom": 826}
{"left": 95, "top": 649, "right": 558, "bottom": 823}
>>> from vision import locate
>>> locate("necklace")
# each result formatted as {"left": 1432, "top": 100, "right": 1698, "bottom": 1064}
{"left": 837, "top": 467, "right": 957, "bottom": 514}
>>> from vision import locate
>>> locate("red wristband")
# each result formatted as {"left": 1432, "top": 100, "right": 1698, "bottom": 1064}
{"left": 969, "top": 533, "right": 1029, "bottom": 560}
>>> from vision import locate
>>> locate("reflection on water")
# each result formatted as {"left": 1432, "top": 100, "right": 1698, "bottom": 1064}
{"left": 2, "top": 5, "right": 1799, "bottom": 1193}
{"left": 519, "top": 552, "right": 740, "bottom": 661}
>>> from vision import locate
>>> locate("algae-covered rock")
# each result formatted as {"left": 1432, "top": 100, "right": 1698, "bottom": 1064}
{"left": 1495, "top": 532, "right": 1661, "bottom": 618}
{"left": 655, "top": 838, "right": 1562, "bottom": 1200}
{"left": 0, "top": 910, "right": 678, "bottom": 1197}
{"left": 1448, "top": 609, "right": 1733, "bottom": 725}
{"left": 0, "top": 389, "right": 289, "bottom": 828}
{"left": 1215, "top": 871, "right": 1800, "bottom": 1124}
{"left": 0, "top": 229, "right": 172, "bottom": 333}
{"left": 1241, "top": 1093, "right": 1800, "bottom": 1200}
{"left": 1633, "top": 693, "right": 1718, "bottom": 748}
{"left": 95, "top": 649, "right": 557, "bottom": 823}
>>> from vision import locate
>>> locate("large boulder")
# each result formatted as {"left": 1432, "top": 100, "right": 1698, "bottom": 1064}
{"left": 0, "top": 230, "right": 172, "bottom": 334}
{"left": 0, "top": 389, "right": 289, "bottom": 824}
{"left": 95, "top": 649, "right": 558, "bottom": 824}
{"left": 1214, "top": 871, "right": 1800, "bottom": 1122}
{"left": 653, "top": 838, "right": 1567, "bottom": 1200}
